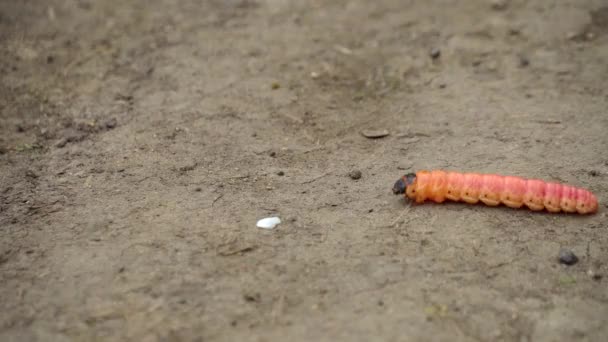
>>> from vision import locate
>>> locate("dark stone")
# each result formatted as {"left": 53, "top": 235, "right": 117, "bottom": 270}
{"left": 430, "top": 48, "right": 441, "bottom": 59}
{"left": 559, "top": 248, "right": 579, "bottom": 265}
{"left": 348, "top": 170, "right": 362, "bottom": 180}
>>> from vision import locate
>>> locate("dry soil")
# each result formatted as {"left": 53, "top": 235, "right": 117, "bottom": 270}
{"left": 1, "top": 1, "right": 608, "bottom": 341}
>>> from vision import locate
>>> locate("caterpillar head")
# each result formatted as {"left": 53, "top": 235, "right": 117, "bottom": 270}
{"left": 392, "top": 173, "right": 416, "bottom": 195}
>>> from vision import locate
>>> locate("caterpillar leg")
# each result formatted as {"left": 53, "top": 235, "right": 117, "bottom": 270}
{"left": 542, "top": 183, "right": 562, "bottom": 213}
{"left": 523, "top": 179, "right": 545, "bottom": 211}
{"left": 478, "top": 174, "right": 501, "bottom": 206}
{"left": 479, "top": 196, "right": 500, "bottom": 206}
{"left": 560, "top": 186, "right": 577, "bottom": 213}
{"left": 500, "top": 176, "right": 525, "bottom": 209}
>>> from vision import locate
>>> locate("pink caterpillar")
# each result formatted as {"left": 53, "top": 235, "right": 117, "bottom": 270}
{"left": 392, "top": 170, "right": 598, "bottom": 214}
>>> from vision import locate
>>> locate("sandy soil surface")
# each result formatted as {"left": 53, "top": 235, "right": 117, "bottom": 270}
{"left": 1, "top": 1, "right": 608, "bottom": 341}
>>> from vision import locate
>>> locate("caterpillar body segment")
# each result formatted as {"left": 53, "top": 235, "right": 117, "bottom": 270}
{"left": 392, "top": 170, "right": 598, "bottom": 214}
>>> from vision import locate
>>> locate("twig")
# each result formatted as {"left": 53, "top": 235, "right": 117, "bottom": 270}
{"left": 532, "top": 119, "right": 561, "bottom": 124}
{"left": 218, "top": 246, "right": 256, "bottom": 256}
{"left": 212, "top": 194, "right": 223, "bottom": 207}
{"left": 301, "top": 173, "right": 329, "bottom": 184}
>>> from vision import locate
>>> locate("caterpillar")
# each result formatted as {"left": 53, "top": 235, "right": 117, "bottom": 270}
{"left": 392, "top": 170, "right": 598, "bottom": 214}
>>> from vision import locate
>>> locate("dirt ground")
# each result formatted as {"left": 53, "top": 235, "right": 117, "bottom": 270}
{"left": 1, "top": 0, "right": 608, "bottom": 341}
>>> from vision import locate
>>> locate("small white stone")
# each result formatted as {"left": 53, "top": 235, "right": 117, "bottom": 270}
{"left": 256, "top": 217, "right": 281, "bottom": 229}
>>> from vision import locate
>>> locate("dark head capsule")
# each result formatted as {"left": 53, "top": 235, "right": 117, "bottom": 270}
{"left": 392, "top": 173, "right": 416, "bottom": 195}
{"left": 392, "top": 178, "right": 406, "bottom": 195}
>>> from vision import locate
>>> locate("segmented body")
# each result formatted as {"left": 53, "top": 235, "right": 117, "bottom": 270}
{"left": 397, "top": 170, "right": 598, "bottom": 214}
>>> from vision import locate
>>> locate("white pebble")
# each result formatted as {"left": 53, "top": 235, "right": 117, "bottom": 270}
{"left": 256, "top": 217, "right": 281, "bottom": 229}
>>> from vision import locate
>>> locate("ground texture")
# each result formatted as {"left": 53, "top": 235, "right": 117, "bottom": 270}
{"left": 1, "top": 1, "right": 608, "bottom": 341}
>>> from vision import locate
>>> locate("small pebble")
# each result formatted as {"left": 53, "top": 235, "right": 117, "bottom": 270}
{"left": 243, "top": 293, "right": 261, "bottom": 302}
{"left": 429, "top": 48, "right": 441, "bottom": 59}
{"left": 105, "top": 118, "right": 117, "bottom": 129}
{"left": 518, "top": 56, "right": 529, "bottom": 67}
{"left": 566, "top": 32, "right": 579, "bottom": 40}
{"left": 588, "top": 270, "right": 602, "bottom": 281}
{"left": 194, "top": 187, "right": 202, "bottom": 192}
{"left": 361, "top": 129, "right": 389, "bottom": 139}
{"left": 558, "top": 248, "right": 579, "bottom": 265}
{"left": 277, "top": 171, "right": 285, "bottom": 176}
{"left": 271, "top": 82, "right": 280, "bottom": 90}
{"left": 491, "top": 0, "right": 508, "bottom": 10}
{"left": 348, "top": 170, "right": 362, "bottom": 180}
{"left": 269, "top": 151, "right": 277, "bottom": 157}
{"left": 54, "top": 137, "right": 69, "bottom": 148}
{"left": 25, "top": 170, "right": 39, "bottom": 178}
{"left": 256, "top": 217, "right": 281, "bottom": 229}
